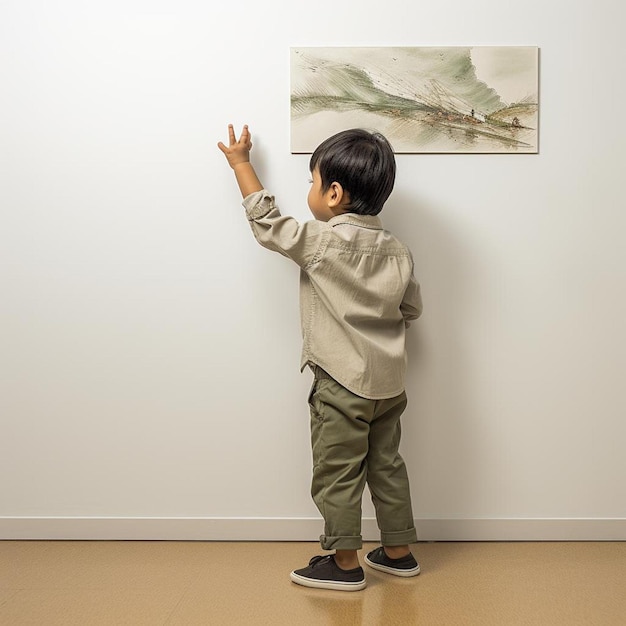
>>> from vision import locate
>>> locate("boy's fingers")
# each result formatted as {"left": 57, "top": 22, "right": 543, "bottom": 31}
{"left": 219, "top": 124, "right": 251, "bottom": 153}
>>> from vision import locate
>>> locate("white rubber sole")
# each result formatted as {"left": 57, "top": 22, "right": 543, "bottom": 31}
{"left": 364, "top": 555, "right": 421, "bottom": 578}
{"left": 290, "top": 571, "right": 367, "bottom": 591}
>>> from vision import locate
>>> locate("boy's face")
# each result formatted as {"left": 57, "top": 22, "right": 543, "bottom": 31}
{"left": 307, "top": 168, "right": 346, "bottom": 222}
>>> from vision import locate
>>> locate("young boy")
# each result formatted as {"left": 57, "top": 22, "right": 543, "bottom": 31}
{"left": 218, "top": 124, "right": 422, "bottom": 591}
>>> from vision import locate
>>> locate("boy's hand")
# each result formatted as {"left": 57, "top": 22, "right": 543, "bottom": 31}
{"left": 218, "top": 123, "right": 264, "bottom": 198}
{"left": 218, "top": 124, "right": 253, "bottom": 169}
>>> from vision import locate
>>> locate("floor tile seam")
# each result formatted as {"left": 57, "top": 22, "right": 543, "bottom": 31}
{"left": 0, "top": 588, "right": 192, "bottom": 626}
{"left": 162, "top": 586, "right": 196, "bottom": 626}
{"left": 0, "top": 589, "right": 25, "bottom": 609}
{"left": 164, "top": 564, "right": 213, "bottom": 618}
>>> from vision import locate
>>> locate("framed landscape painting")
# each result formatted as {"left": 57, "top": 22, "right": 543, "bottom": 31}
{"left": 290, "top": 46, "right": 539, "bottom": 154}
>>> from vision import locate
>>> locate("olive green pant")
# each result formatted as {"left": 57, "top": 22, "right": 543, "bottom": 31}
{"left": 308, "top": 367, "right": 417, "bottom": 551}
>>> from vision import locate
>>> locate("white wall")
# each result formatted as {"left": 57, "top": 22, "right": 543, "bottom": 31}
{"left": 1, "top": 0, "right": 625, "bottom": 540}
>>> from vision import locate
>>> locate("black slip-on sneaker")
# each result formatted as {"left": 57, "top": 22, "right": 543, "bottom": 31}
{"left": 290, "top": 555, "right": 366, "bottom": 591}
{"left": 364, "top": 547, "right": 421, "bottom": 577}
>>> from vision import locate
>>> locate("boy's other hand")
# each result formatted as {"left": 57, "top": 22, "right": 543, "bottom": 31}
{"left": 218, "top": 124, "right": 253, "bottom": 169}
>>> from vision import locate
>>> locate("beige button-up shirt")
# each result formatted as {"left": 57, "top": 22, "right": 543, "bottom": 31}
{"left": 243, "top": 190, "right": 422, "bottom": 400}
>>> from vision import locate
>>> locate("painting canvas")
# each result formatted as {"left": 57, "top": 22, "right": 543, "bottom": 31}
{"left": 291, "top": 47, "right": 539, "bottom": 154}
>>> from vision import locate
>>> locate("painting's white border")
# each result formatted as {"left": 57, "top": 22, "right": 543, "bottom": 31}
{"left": 1, "top": 518, "right": 624, "bottom": 541}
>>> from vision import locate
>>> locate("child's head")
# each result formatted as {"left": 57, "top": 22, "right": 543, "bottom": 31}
{"left": 309, "top": 128, "right": 396, "bottom": 216}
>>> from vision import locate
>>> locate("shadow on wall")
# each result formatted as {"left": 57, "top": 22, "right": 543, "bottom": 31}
{"left": 384, "top": 189, "right": 483, "bottom": 521}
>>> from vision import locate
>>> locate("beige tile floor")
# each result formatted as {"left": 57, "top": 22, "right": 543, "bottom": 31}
{"left": 1, "top": 540, "right": 625, "bottom": 625}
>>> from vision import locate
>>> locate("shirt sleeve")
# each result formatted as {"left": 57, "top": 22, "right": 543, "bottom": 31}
{"left": 400, "top": 271, "right": 423, "bottom": 328}
{"left": 242, "top": 190, "right": 326, "bottom": 269}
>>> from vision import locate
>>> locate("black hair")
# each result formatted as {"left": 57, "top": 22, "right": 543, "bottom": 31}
{"left": 309, "top": 128, "right": 396, "bottom": 216}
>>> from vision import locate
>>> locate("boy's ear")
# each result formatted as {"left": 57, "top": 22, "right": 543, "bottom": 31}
{"left": 326, "top": 181, "right": 348, "bottom": 208}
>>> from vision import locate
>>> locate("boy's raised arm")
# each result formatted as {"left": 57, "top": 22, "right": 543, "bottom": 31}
{"left": 218, "top": 124, "right": 264, "bottom": 198}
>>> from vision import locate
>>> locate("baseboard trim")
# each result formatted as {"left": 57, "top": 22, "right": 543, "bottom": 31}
{"left": 1, "top": 517, "right": 625, "bottom": 541}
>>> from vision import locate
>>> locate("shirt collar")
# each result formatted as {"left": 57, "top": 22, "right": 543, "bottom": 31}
{"left": 327, "top": 213, "right": 383, "bottom": 230}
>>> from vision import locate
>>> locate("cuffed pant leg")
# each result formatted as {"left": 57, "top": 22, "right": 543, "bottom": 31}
{"left": 309, "top": 375, "right": 372, "bottom": 551}
{"left": 367, "top": 393, "right": 418, "bottom": 546}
